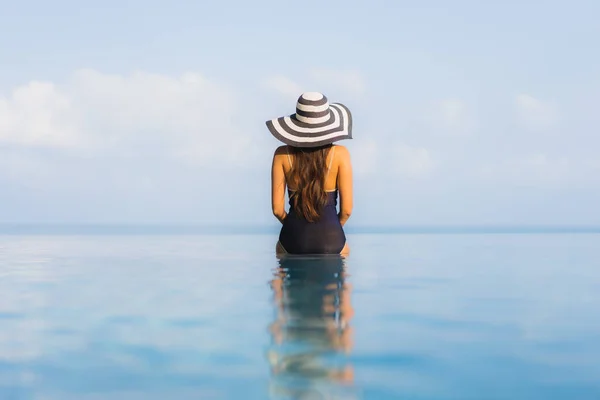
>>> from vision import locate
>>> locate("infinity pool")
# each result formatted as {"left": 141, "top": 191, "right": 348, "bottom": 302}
{"left": 1, "top": 233, "right": 599, "bottom": 399}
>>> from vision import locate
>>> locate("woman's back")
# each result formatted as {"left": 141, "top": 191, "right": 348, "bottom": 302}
{"left": 266, "top": 92, "right": 353, "bottom": 255}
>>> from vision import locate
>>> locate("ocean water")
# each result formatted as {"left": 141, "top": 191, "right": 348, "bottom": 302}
{"left": 1, "top": 231, "right": 599, "bottom": 399}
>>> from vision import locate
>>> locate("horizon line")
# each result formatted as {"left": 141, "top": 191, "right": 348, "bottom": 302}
{"left": 0, "top": 223, "right": 599, "bottom": 235}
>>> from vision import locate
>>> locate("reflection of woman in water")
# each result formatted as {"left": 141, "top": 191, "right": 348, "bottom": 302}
{"left": 267, "top": 255, "right": 355, "bottom": 398}
{"left": 266, "top": 92, "right": 353, "bottom": 256}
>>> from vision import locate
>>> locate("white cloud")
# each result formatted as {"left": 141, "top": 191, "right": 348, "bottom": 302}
{"left": 0, "top": 81, "right": 81, "bottom": 148}
{"left": 515, "top": 93, "right": 558, "bottom": 131}
{"left": 0, "top": 69, "right": 256, "bottom": 166}
{"left": 392, "top": 143, "right": 435, "bottom": 178}
{"left": 2, "top": 69, "right": 598, "bottom": 225}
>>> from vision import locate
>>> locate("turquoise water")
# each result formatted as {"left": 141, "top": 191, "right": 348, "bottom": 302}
{"left": 1, "top": 232, "right": 599, "bottom": 399}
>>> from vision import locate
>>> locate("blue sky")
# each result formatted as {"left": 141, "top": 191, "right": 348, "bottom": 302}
{"left": 1, "top": 0, "right": 599, "bottom": 226}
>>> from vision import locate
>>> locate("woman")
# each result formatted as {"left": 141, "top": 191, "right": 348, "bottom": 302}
{"left": 266, "top": 92, "right": 353, "bottom": 255}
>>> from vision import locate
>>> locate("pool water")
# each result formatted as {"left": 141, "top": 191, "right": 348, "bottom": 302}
{"left": 1, "top": 233, "right": 599, "bottom": 399}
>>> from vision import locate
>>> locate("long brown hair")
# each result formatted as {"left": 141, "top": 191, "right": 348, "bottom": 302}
{"left": 288, "top": 144, "right": 333, "bottom": 222}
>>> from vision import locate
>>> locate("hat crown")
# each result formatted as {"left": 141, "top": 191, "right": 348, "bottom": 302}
{"left": 296, "top": 92, "right": 330, "bottom": 125}
{"left": 299, "top": 91, "right": 326, "bottom": 102}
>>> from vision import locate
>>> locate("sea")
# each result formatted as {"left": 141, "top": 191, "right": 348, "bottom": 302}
{"left": 1, "top": 226, "right": 599, "bottom": 399}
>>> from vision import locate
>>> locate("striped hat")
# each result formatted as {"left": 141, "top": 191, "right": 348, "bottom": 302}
{"left": 266, "top": 92, "right": 353, "bottom": 148}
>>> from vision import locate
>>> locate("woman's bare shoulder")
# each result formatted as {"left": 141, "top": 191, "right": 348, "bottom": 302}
{"left": 273, "top": 145, "right": 290, "bottom": 156}
{"left": 333, "top": 145, "right": 351, "bottom": 159}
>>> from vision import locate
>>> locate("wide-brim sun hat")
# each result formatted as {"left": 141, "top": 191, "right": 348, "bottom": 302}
{"left": 266, "top": 92, "right": 352, "bottom": 148}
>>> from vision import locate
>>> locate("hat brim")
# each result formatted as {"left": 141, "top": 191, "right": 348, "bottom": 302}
{"left": 266, "top": 103, "right": 353, "bottom": 148}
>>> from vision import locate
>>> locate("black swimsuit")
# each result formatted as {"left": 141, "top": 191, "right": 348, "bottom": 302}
{"left": 278, "top": 147, "right": 346, "bottom": 254}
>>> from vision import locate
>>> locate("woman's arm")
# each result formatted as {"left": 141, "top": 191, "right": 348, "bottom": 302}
{"left": 337, "top": 146, "right": 353, "bottom": 226}
{"left": 271, "top": 147, "right": 288, "bottom": 224}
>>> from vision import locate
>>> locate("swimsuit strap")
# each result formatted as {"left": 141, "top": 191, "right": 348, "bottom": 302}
{"left": 286, "top": 146, "right": 293, "bottom": 169}
{"left": 325, "top": 146, "right": 336, "bottom": 179}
